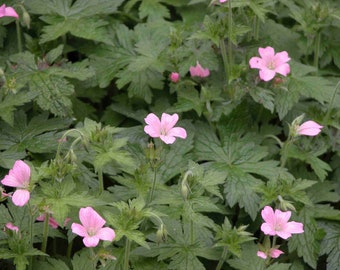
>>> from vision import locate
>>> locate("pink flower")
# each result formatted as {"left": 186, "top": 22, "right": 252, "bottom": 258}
{"left": 220, "top": 0, "right": 228, "bottom": 2}
{"left": 36, "top": 214, "right": 60, "bottom": 229}
{"left": 144, "top": 113, "right": 187, "bottom": 144}
{"left": 260, "top": 206, "right": 304, "bottom": 239}
{"left": 0, "top": 4, "right": 19, "bottom": 19}
{"left": 71, "top": 207, "right": 115, "bottom": 247}
{"left": 297, "top": 120, "right": 323, "bottom": 136}
{"left": 257, "top": 248, "right": 284, "bottom": 259}
{"left": 1, "top": 160, "right": 31, "bottom": 207}
{"left": 5, "top": 222, "right": 19, "bottom": 233}
{"left": 249, "top": 46, "right": 290, "bottom": 81}
{"left": 190, "top": 61, "right": 210, "bottom": 78}
{"left": 170, "top": 72, "right": 180, "bottom": 83}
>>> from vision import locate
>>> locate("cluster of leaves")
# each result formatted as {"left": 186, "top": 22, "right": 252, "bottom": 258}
{"left": 0, "top": 0, "right": 340, "bottom": 269}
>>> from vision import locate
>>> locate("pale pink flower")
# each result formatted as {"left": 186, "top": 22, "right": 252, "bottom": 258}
{"left": 249, "top": 46, "right": 290, "bottom": 81}
{"left": 260, "top": 206, "right": 304, "bottom": 239}
{"left": 71, "top": 207, "right": 115, "bottom": 247}
{"left": 144, "top": 113, "right": 187, "bottom": 144}
{"left": 5, "top": 222, "right": 19, "bottom": 233}
{"left": 297, "top": 120, "right": 323, "bottom": 136}
{"left": 190, "top": 61, "right": 210, "bottom": 78}
{"left": 170, "top": 72, "right": 180, "bottom": 83}
{"left": 36, "top": 214, "right": 59, "bottom": 229}
{"left": 220, "top": 0, "right": 228, "bottom": 2}
{"left": 257, "top": 248, "right": 284, "bottom": 259}
{"left": 1, "top": 160, "right": 31, "bottom": 207}
{"left": 0, "top": 4, "right": 19, "bottom": 19}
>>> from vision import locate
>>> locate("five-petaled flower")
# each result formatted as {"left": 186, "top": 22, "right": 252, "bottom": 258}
{"left": 1, "top": 160, "right": 31, "bottom": 207}
{"left": 71, "top": 207, "right": 115, "bottom": 247}
{"left": 190, "top": 61, "right": 210, "bottom": 78}
{"left": 0, "top": 4, "right": 19, "bottom": 19}
{"left": 297, "top": 120, "right": 323, "bottom": 136}
{"left": 144, "top": 113, "right": 187, "bottom": 144}
{"left": 249, "top": 46, "right": 291, "bottom": 81}
{"left": 260, "top": 206, "right": 304, "bottom": 239}
{"left": 170, "top": 72, "right": 180, "bottom": 83}
{"left": 257, "top": 248, "right": 284, "bottom": 260}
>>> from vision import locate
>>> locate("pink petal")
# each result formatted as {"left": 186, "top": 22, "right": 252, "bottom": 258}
{"left": 190, "top": 62, "right": 210, "bottom": 78}
{"left": 261, "top": 206, "right": 275, "bottom": 223}
{"left": 286, "top": 221, "right": 304, "bottom": 234}
{"left": 160, "top": 135, "right": 176, "bottom": 144}
{"left": 249, "top": 57, "right": 265, "bottom": 70}
{"left": 274, "top": 51, "right": 290, "bottom": 65}
{"left": 270, "top": 248, "right": 284, "bottom": 258}
{"left": 257, "top": 251, "right": 267, "bottom": 259}
{"left": 96, "top": 227, "right": 116, "bottom": 241}
{"left": 12, "top": 189, "right": 30, "bottom": 206}
{"left": 5, "top": 222, "right": 19, "bottom": 232}
{"left": 1, "top": 175, "right": 23, "bottom": 188}
{"left": 4, "top": 6, "right": 19, "bottom": 18}
{"left": 144, "top": 113, "right": 161, "bottom": 137}
{"left": 274, "top": 63, "right": 290, "bottom": 77}
{"left": 275, "top": 209, "right": 291, "bottom": 224}
{"left": 258, "top": 47, "right": 275, "bottom": 60}
{"left": 10, "top": 160, "right": 30, "bottom": 187}
{"left": 71, "top": 223, "right": 87, "bottom": 237}
{"left": 276, "top": 230, "right": 292, "bottom": 240}
{"left": 259, "top": 69, "right": 276, "bottom": 81}
{"left": 161, "top": 113, "right": 179, "bottom": 131}
{"left": 170, "top": 72, "right": 180, "bottom": 83}
{"left": 298, "top": 121, "right": 323, "bottom": 136}
{"left": 79, "top": 207, "right": 106, "bottom": 231}
{"left": 260, "top": 223, "right": 276, "bottom": 236}
{"left": 167, "top": 127, "right": 187, "bottom": 139}
{"left": 83, "top": 236, "right": 100, "bottom": 247}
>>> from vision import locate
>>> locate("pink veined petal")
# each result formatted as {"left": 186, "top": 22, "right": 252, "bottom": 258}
{"left": 79, "top": 207, "right": 106, "bottom": 231}
{"left": 1, "top": 174, "right": 23, "bottom": 188}
{"left": 257, "top": 251, "right": 267, "bottom": 259}
{"left": 12, "top": 189, "right": 30, "bottom": 206}
{"left": 276, "top": 230, "right": 292, "bottom": 240}
{"left": 249, "top": 57, "right": 265, "bottom": 70}
{"left": 261, "top": 206, "right": 275, "bottom": 223}
{"left": 4, "top": 6, "right": 19, "bottom": 18}
{"left": 144, "top": 113, "right": 161, "bottom": 137}
{"left": 160, "top": 135, "right": 176, "bottom": 144}
{"left": 260, "top": 223, "right": 276, "bottom": 236}
{"left": 259, "top": 68, "right": 276, "bottom": 81}
{"left": 274, "top": 63, "right": 290, "bottom": 77}
{"left": 298, "top": 121, "right": 323, "bottom": 136}
{"left": 71, "top": 223, "right": 88, "bottom": 237}
{"left": 167, "top": 127, "right": 187, "bottom": 139}
{"left": 48, "top": 216, "right": 59, "bottom": 229}
{"left": 5, "top": 222, "right": 19, "bottom": 232}
{"left": 275, "top": 209, "right": 291, "bottom": 224}
{"left": 161, "top": 113, "right": 179, "bottom": 131}
{"left": 298, "top": 128, "right": 322, "bottom": 136}
{"left": 270, "top": 248, "right": 284, "bottom": 258}
{"left": 11, "top": 160, "right": 30, "bottom": 182}
{"left": 83, "top": 235, "right": 100, "bottom": 247}
{"left": 258, "top": 46, "right": 275, "bottom": 61}
{"left": 96, "top": 227, "right": 116, "bottom": 241}
{"left": 285, "top": 221, "right": 304, "bottom": 234}
{"left": 274, "top": 51, "right": 291, "bottom": 65}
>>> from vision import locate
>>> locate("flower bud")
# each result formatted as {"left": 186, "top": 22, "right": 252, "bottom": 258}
{"left": 156, "top": 223, "right": 168, "bottom": 244}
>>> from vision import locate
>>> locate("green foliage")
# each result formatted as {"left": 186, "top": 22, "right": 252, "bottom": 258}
{"left": 0, "top": 0, "right": 339, "bottom": 269}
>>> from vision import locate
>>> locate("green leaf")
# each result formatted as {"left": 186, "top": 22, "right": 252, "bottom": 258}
{"left": 288, "top": 207, "right": 324, "bottom": 269}
{"left": 249, "top": 87, "right": 275, "bottom": 113}
{"left": 319, "top": 221, "right": 340, "bottom": 270}
{"left": 34, "top": 258, "right": 70, "bottom": 270}
{"left": 139, "top": 0, "right": 170, "bottom": 20}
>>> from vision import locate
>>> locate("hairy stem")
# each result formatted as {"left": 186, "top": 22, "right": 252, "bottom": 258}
{"left": 215, "top": 246, "right": 228, "bottom": 270}
{"left": 324, "top": 80, "right": 340, "bottom": 124}
{"left": 15, "top": 20, "right": 22, "bottom": 53}
{"left": 148, "top": 166, "right": 158, "bottom": 204}
{"left": 313, "top": 31, "right": 321, "bottom": 72}
{"left": 123, "top": 238, "right": 131, "bottom": 270}
{"left": 98, "top": 167, "right": 104, "bottom": 194}
{"left": 41, "top": 213, "right": 50, "bottom": 255}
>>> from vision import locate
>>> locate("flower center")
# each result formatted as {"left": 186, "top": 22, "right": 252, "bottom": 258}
{"left": 267, "top": 61, "right": 275, "bottom": 70}
{"left": 87, "top": 228, "right": 97, "bottom": 236}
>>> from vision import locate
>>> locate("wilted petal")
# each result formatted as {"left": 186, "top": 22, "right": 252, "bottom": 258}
{"left": 97, "top": 227, "right": 116, "bottom": 241}
{"left": 12, "top": 189, "right": 30, "bottom": 206}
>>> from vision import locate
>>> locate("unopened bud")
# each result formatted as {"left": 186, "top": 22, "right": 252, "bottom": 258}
{"left": 156, "top": 223, "right": 167, "bottom": 244}
{"left": 22, "top": 10, "right": 31, "bottom": 29}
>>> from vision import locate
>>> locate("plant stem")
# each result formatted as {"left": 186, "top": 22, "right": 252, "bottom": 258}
{"left": 66, "top": 239, "right": 73, "bottom": 259}
{"left": 227, "top": 0, "right": 233, "bottom": 74}
{"left": 219, "top": 38, "right": 229, "bottom": 86}
{"left": 253, "top": 15, "right": 260, "bottom": 41}
{"left": 123, "top": 237, "right": 131, "bottom": 270}
{"left": 98, "top": 167, "right": 104, "bottom": 194}
{"left": 28, "top": 203, "right": 34, "bottom": 270}
{"left": 148, "top": 166, "right": 157, "bottom": 204}
{"left": 324, "top": 80, "right": 340, "bottom": 124}
{"left": 215, "top": 246, "right": 228, "bottom": 270}
{"left": 280, "top": 140, "right": 291, "bottom": 168}
{"left": 41, "top": 213, "right": 50, "bottom": 255}
{"left": 313, "top": 31, "right": 321, "bottom": 72}
{"left": 15, "top": 20, "right": 22, "bottom": 53}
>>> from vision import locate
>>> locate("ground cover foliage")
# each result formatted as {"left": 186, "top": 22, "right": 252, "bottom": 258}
{"left": 0, "top": 0, "right": 340, "bottom": 269}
